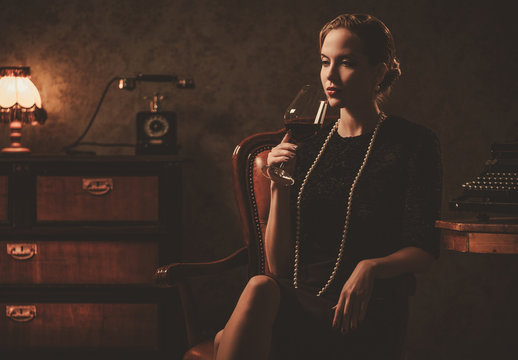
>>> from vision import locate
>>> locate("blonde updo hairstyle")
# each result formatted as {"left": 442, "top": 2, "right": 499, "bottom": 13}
{"left": 319, "top": 14, "right": 401, "bottom": 103}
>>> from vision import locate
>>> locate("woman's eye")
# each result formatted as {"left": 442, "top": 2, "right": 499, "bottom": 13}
{"left": 321, "top": 60, "right": 330, "bottom": 66}
{"left": 341, "top": 60, "right": 355, "bottom": 67}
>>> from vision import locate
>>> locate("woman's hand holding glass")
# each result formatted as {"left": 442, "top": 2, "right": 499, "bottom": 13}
{"left": 262, "top": 84, "right": 328, "bottom": 186}
{"left": 265, "top": 131, "right": 298, "bottom": 185}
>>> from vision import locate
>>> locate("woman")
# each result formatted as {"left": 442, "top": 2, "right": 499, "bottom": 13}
{"left": 214, "top": 13, "right": 441, "bottom": 360}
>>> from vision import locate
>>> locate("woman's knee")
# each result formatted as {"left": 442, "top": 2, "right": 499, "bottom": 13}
{"left": 245, "top": 275, "right": 280, "bottom": 304}
{"left": 214, "top": 329, "right": 223, "bottom": 347}
{"left": 213, "top": 329, "right": 223, "bottom": 360}
{"left": 215, "top": 329, "right": 223, "bottom": 343}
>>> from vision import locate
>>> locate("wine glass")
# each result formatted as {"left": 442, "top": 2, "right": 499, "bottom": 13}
{"left": 264, "top": 84, "right": 328, "bottom": 186}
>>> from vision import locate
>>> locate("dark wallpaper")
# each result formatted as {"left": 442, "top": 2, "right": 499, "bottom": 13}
{"left": 0, "top": 0, "right": 517, "bottom": 358}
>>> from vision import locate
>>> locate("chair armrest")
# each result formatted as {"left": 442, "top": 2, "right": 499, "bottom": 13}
{"left": 155, "top": 247, "right": 249, "bottom": 286}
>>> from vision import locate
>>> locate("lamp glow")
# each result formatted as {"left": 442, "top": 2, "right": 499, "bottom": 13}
{"left": 0, "top": 67, "right": 46, "bottom": 153}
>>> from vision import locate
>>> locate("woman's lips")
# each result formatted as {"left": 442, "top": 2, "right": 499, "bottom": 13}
{"left": 326, "top": 87, "right": 341, "bottom": 97}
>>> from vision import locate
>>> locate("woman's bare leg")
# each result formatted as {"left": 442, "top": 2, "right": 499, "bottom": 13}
{"left": 215, "top": 275, "right": 280, "bottom": 360}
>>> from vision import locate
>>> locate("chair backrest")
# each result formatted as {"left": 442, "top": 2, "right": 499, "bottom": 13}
{"left": 232, "top": 129, "right": 285, "bottom": 276}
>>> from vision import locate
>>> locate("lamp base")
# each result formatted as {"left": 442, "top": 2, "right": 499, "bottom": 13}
{"left": 2, "top": 120, "right": 30, "bottom": 153}
{"left": 1, "top": 146, "right": 30, "bottom": 153}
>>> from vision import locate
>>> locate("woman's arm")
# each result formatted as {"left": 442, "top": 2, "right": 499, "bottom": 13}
{"left": 333, "top": 129, "right": 442, "bottom": 333}
{"left": 264, "top": 183, "right": 294, "bottom": 277}
{"left": 368, "top": 245, "right": 434, "bottom": 278}
{"left": 263, "top": 132, "right": 297, "bottom": 277}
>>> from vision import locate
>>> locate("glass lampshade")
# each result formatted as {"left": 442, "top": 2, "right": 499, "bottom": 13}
{"left": 0, "top": 67, "right": 46, "bottom": 125}
{"left": 0, "top": 76, "right": 42, "bottom": 108}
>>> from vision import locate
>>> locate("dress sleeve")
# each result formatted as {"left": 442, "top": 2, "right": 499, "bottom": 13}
{"left": 400, "top": 130, "right": 443, "bottom": 258}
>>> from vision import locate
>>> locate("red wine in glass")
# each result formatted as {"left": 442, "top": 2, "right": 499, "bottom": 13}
{"left": 265, "top": 85, "right": 328, "bottom": 186}
{"left": 285, "top": 120, "right": 321, "bottom": 142}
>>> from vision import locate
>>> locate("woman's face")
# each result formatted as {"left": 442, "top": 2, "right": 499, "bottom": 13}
{"left": 320, "top": 28, "right": 382, "bottom": 109}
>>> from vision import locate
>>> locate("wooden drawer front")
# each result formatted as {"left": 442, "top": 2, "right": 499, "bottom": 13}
{"left": 0, "top": 303, "right": 158, "bottom": 348}
{"left": 0, "top": 241, "right": 158, "bottom": 284}
{"left": 0, "top": 176, "right": 7, "bottom": 221}
{"left": 36, "top": 176, "right": 159, "bottom": 222}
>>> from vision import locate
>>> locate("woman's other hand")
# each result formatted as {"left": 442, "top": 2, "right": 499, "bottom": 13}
{"left": 332, "top": 259, "right": 377, "bottom": 333}
{"left": 266, "top": 131, "right": 298, "bottom": 177}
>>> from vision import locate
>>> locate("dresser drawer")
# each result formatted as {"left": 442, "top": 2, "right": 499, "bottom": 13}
{"left": 0, "top": 241, "right": 159, "bottom": 284}
{"left": 0, "top": 303, "right": 158, "bottom": 348}
{"left": 36, "top": 176, "right": 159, "bottom": 222}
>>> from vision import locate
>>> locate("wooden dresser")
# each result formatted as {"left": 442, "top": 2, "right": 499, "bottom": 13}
{"left": 0, "top": 155, "right": 185, "bottom": 359}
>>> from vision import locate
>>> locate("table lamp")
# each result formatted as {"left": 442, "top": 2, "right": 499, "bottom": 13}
{"left": 0, "top": 66, "right": 46, "bottom": 153}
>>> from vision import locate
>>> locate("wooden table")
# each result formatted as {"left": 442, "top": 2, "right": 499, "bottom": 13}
{"left": 435, "top": 218, "right": 518, "bottom": 254}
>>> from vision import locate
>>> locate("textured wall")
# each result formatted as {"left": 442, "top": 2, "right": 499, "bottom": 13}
{"left": 1, "top": 0, "right": 517, "bottom": 358}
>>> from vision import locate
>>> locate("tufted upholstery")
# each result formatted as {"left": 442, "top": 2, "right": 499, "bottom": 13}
{"left": 232, "top": 129, "right": 285, "bottom": 276}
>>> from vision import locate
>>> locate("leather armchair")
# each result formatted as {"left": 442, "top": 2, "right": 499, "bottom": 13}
{"left": 155, "top": 129, "right": 285, "bottom": 360}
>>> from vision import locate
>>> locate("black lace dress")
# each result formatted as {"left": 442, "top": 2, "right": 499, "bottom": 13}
{"left": 270, "top": 115, "right": 442, "bottom": 359}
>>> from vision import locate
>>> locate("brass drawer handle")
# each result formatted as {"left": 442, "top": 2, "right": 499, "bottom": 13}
{"left": 7, "top": 243, "right": 37, "bottom": 260}
{"left": 82, "top": 178, "right": 113, "bottom": 196}
{"left": 6, "top": 305, "right": 37, "bottom": 322}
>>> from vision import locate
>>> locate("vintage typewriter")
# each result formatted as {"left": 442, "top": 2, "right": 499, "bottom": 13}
{"left": 450, "top": 142, "right": 518, "bottom": 218}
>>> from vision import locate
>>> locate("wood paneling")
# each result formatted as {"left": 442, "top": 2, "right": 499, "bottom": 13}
{"left": 0, "top": 303, "right": 158, "bottom": 348}
{"left": 36, "top": 176, "right": 159, "bottom": 222}
{"left": 0, "top": 241, "right": 159, "bottom": 284}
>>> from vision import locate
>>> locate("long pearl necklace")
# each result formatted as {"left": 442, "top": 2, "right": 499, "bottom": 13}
{"left": 293, "top": 112, "right": 387, "bottom": 296}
